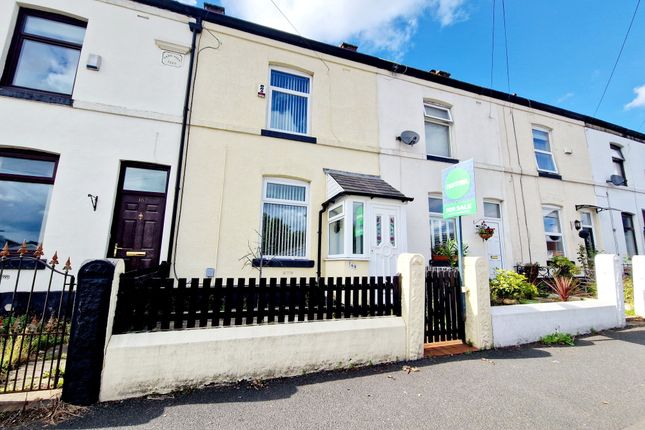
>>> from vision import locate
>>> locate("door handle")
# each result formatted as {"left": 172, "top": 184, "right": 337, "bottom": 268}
{"left": 113, "top": 242, "right": 124, "bottom": 257}
{"left": 126, "top": 251, "right": 146, "bottom": 257}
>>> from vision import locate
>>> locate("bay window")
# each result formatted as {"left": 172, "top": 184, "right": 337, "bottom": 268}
{"left": 327, "top": 200, "right": 365, "bottom": 257}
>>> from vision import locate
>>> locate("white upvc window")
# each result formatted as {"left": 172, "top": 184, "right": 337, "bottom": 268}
{"left": 424, "top": 103, "right": 453, "bottom": 158}
{"left": 428, "top": 195, "right": 456, "bottom": 249}
{"left": 261, "top": 178, "right": 309, "bottom": 258}
{"left": 532, "top": 127, "right": 558, "bottom": 173}
{"left": 579, "top": 210, "right": 596, "bottom": 252}
{"left": 327, "top": 200, "right": 366, "bottom": 258}
{"left": 267, "top": 67, "right": 311, "bottom": 135}
{"left": 543, "top": 206, "right": 565, "bottom": 258}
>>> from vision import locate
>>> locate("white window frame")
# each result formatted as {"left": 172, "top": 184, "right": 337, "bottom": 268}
{"left": 424, "top": 102, "right": 453, "bottom": 158}
{"left": 326, "top": 199, "right": 367, "bottom": 259}
{"left": 428, "top": 194, "right": 456, "bottom": 250}
{"left": 266, "top": 66, "right": 312, "bottom": 136}
{"left": 542, "top": 205, "right": 565, "bottom": 258}
{"left": 532, "top": 126, "right": 558, "bottom": 174}
{"left": 261, "top": 177, "right": 310, "bottom": 259}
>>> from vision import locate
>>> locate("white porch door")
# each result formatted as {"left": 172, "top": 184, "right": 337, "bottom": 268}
{"left": 485, "top": 219, "right": 503, "bottom": 278}
{"left": 369, "top": 207, "right": 400, "bottom": 276}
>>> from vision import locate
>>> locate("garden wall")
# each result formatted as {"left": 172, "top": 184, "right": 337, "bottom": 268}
{"left": 97, "top": 254, "right": 426, "bottom": 402}
{"left": 489, "top": 254, "right": 625, "bottom": 347}
{"left": 100, "top": 317, "right": 406, "bottom": 401}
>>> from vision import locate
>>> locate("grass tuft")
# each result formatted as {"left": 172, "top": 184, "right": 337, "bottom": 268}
{"left": 540, "top": 332, "right": 575, "bottom": 346}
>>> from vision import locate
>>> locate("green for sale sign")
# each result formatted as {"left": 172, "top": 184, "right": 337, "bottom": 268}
{"left": 442, "top": 159, "right": 476, "bottom": 219}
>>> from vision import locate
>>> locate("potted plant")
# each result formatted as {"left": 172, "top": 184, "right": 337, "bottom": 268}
{"left": 476, "top": 221, "right": 495, "bottom": 240}
{"left": 432, "top": 239, "right": 468, "bottom": 268}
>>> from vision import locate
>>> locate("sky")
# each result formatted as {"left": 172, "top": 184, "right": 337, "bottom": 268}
{"left": 176, "top": 0, "right": 645, "bottom": 133}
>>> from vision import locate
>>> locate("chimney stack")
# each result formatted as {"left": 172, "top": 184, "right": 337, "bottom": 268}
{"left": 204, "top": 3, "right": 225, "bottom": 14}
{"left": 339, "top": 42, "right": 358, "bottom": 52}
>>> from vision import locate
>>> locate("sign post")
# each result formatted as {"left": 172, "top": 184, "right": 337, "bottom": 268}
{"left": 441, "top": 159, "right": 476, "bottom": 281}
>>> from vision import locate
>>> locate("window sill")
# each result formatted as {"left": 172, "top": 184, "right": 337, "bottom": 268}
{"left": 0, "top": 87, "right": 73, "bottom": 106}
{"left": 261, "top": 129, "right": 317, "bottom": 144}
{"left": 252, "top": 258, "right": 315, "bottom": 268}
{"left": 538, "top": 171, "right": 562, "bottom": 180}
{"left": 324, "top": 256, "right": 370, "bottom": 261}
{"left": 426, "top": 155, "right": 459, "bottom": 164}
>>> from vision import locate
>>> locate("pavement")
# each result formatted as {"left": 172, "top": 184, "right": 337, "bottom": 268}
{"left": 35, "top": 325, "right": 645, "bottom": 429}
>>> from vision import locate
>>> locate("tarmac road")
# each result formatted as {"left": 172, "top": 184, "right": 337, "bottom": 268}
{"left": 50, "top": 325, "right": 645, "bottom": 430}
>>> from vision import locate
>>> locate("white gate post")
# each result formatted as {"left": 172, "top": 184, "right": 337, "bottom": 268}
{"left": 632, "top": 255, "right": 645, "bottom": 317}
{"left": 595, "top": 254, "right": 626, "bottom": 327}
{"left": 463, "top": 257, "right": 493, "bottom": 349}
{"left": 398, "top": 253, "right": 425, "bottom": 360}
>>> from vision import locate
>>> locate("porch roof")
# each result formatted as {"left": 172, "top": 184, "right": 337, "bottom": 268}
{"left": 323, "top": 169, "right": 413, "bottom": 206}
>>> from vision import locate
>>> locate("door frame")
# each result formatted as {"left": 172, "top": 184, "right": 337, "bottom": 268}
{"left": 483, "top": 199, "right": 505, "bottom": 273}
{"left": 107, "top": 161, "right": 171, "bottom": 266}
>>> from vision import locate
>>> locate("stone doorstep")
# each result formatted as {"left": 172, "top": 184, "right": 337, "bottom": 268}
{"left": 424, "top": 340, "right": 478, "bottom": 358}
{"left": 0, "top": 389, "right": 61, "bottom": 413}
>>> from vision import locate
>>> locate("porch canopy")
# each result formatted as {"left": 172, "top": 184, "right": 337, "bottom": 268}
{"left": 323, "top": 169, "right": 413, "bottom": 205}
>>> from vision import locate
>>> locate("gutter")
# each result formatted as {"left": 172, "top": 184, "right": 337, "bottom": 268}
{"left": 166, "top": 17, "right": 203, "bottom": 265}
{"left": 130, "top": 0, "right": 645, "bottom": 142}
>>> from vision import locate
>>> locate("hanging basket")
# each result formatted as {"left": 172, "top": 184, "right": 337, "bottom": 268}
{"left": 479, "top": 232, "right": 493, "bottom": 240}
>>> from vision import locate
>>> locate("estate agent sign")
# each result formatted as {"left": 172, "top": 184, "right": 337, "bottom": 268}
{"left": 442, "top": 159, "right": 476, "bottom": 219}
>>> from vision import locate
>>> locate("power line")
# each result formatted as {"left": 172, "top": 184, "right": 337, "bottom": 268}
{"left": 501, "top": 0, "right": 511, "bottom": 93}
{"left": 593, "top": 0, "right": 641, "bottom": 116}
{"left": 489, "top": 0, "right": 496, "bottom": 89}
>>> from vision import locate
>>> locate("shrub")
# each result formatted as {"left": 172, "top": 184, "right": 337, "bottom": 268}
{"left": 625, "top": 276, "right": 634, "bottom": 316}
{"left": 549, "top": 256, "right": 580, "bottom": 278}
{"left": 540, "top": 332, "right": 575, "bottom": 346}
{"left": 490, "top": 270, "right": 537, "bottom": 303}
{"left": 546, "top": 276, "right": 581, "bottom": 301}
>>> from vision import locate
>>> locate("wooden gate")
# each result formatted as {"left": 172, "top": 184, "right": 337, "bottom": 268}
{"left": 0, "top": 243, "right": 75, "bottom": 393}
{"left": 425, "top": 267, "right": 465, "bottom": 343}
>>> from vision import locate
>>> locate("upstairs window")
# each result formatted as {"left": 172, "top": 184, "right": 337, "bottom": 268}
{"left": 0, "top": 150, "right": 59, "bottom": 251}
{"left": 610, "top": 144, "right": 627, "bottom": 185}
{"left": 1, "top": 9, "right": 86, "bottom": 96}
{"left": 268, "top": 68, "right": 311, "bottom": 135}
{"left": 532, "top": 128, "right": 558, "bottom": 173}
{"left": 261, "top": 179, "right": 308, "bottom": 258}
{"left": 424, "top": 103, "right": 453, "bottom": 158}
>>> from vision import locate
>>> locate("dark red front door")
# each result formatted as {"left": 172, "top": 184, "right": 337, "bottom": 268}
{"left": 109, "top": 163, "right": 169, "bottom": 271}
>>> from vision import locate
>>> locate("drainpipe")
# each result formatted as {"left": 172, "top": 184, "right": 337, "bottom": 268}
{"left": 316, "top": 206, "right": 325, "bottom": 279}
{"left": 166, "top": 17, "right": 203, "bottom": 266}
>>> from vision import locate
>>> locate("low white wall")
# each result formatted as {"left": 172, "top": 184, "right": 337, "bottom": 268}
{"left": 100, "top": 317, "right": 406, "bottom": 401}
{"left": 490, "top": 254, "right": 625, "bottom": 347}
{"left": 633, "top": 256, "right": 645, "bottom": 317}
{"left": 491, "top": 300, "right": 618, "bottom": 347}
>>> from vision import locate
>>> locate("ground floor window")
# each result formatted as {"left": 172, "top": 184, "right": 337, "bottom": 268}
{"left": 621, "top": 212, "right": 638, "bottom": 257}
{"left": 429, "top": 196, "right": 456, "bottom": 250}
{"left": 0, "top": 150, "right": 58, "bottom": 250}
{"left": 261, "top": 178, "right": 309, "bottom": 258}
{"left": 328, "top": 200, "right": 365, "bottom": 257}
{"left": 543, "top": 206, "right": 564, "bottom": 258}
{"left": 579, "top": 211, "right": 596, "bottom": 254}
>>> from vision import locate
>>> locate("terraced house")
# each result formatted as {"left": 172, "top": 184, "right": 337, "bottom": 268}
{"left": 0, "top": 0, "right": 643, "bottom": 283}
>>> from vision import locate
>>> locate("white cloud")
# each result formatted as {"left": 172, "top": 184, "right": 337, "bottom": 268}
{"left": 176, "top": 0, "right": 197, "bottom": 5}
{"left": 219, "top": 0, "right": 468, "bottom": 60}
{"left": 625, "top": 84, "right": 645, "bottom": 110}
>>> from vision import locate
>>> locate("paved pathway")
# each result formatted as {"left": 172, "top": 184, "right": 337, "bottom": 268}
{"left": 49, "top": 325, "right": 645, "bottom": 430}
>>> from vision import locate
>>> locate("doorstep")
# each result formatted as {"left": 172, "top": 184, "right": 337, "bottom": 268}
{"left": 0, "top": 389, "right": 61, "bottom": 413}
{"left": 424, "top": 340, "right": 478, "bottom": 358}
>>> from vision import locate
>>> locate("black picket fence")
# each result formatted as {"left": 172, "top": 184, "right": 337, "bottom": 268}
{"left": 425, "top": 268, "right": 465, "bottom": 343}
{"left": 113, "top": 275, "right": 401, "bottom": 334}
